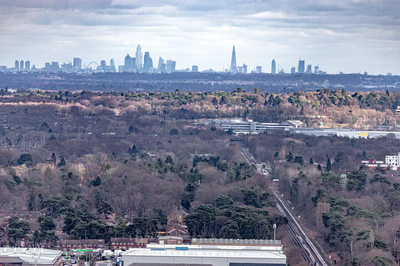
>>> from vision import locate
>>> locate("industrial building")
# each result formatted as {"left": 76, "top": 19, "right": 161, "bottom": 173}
{"left": 203, "top": 119, "right": 400, "bottom": 139}
{"left": 0, "top": 248, "right": 62, "bottom": 266}
{"left": 292, "top": 128, "right": 400, "bottom": 139}
{"left": 121, "top": 239, "right": 286, "bottom": 266}
{"left": 203, "top": 119, "right": 303, "bottom": 133}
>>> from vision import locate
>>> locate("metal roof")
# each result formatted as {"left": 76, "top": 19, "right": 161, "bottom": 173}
{"left": 123, "top": 249, "right": 286, "bottom": 259}
{"left": 0, "top": 248, "right": 62, "bottom": 265}
{"left": 191, "top": 238, "right": 281, "bottom": 246}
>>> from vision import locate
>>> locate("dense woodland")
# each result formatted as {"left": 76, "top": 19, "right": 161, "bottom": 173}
{"left": 1, "top": 88, "right": 400, "bottom": 265}
{"left": 248, "top": 133, "right": 400, "bottom": 266}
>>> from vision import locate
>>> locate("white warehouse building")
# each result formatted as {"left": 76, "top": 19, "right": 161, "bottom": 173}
{"left": 122, "top": 249, "right": 286, "bottom": 266}
{"left": 121, "top": 239, "right": 286, "bottom": 266}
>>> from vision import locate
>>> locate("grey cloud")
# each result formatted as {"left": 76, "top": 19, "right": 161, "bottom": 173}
{"left": 0, "top": 0, "right": 399, "bottom": 74}
{"left": 0, "top": 0, "right": 113, "bottom": 10}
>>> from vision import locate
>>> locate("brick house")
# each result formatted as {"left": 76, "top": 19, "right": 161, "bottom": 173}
{"left": 110, "top": 238, "right": 147, "bottom": 250}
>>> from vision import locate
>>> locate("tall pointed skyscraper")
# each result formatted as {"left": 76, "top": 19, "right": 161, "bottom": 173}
{"left": 136, "top": 45, "right": 142, "bottom": 70}
{"left": 230, "top": 46, "right": 237, "bottom": 72}
{"left": 271, "top": 59, "right": 276, "bottom": 74}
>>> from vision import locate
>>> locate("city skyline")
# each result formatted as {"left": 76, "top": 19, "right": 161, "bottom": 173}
{"left": 0, "top": 1, "right": 399, "bottom": 75}
{"left": 3, "top": 49, "right": 330, "bottom": 74}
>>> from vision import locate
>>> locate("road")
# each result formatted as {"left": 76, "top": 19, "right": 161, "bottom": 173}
{"left": 241, "top": 148, "right": 329, "bottom": 266}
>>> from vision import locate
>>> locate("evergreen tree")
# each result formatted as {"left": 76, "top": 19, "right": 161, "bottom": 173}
{"left": 286, "top": 152, "right": 293, "bottom": 162}
{"left": 212, "top": 97, "right": 219, "bottom": 106}
{"left": 58, "top": 157, "right": 66, "bottom": 167}
{"left": 51, "top": 153, "right": 56, "bottom": 164}
{"left": 326, "top": 158, "right": 332, "bottom": 172}
{"left": 165, "top": 155, "right": 174, "bottom": 165}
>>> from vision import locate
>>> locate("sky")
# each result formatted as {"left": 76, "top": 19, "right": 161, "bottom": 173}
{"left": 0, "top": 0, "right": 399, "bottom": 75}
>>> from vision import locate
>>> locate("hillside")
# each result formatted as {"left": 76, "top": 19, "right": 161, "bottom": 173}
{"left": 0, "top": 88, "right": 400, "bottom": 265}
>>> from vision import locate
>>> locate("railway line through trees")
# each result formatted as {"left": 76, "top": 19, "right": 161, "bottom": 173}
{"left": 241, "top": 148, "right": 329, "bottom": 266}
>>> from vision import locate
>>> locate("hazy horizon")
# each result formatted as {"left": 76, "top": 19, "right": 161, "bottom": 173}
{"left": 0, "top": 0, "right": 399, "bottom": 75}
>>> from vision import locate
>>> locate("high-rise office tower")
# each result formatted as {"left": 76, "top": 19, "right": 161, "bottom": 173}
{"left": 25, "top": 61, "right": 30, "bottom": 70}
{"left": 271, "top": 59, "right": 276, "bottom": 74}
{"left": 256, "top": 66, "right": 262, "bottom": 73}
{"left": 15, "top": 60, "right": 19, "bottom": 70}
{"left": 172, "top": 61, "right": 176, "bottom": 72}
{"left": 124, "top": 54, "right": 132, "bottom": 71}
{"left": 50, "top": 62, "right": 59, "bottom": 72}
{"left": 157, "top": 57, "right": 164, "bottom": 71}
{"left": 136, "top": 45, "right": 142, "bottom": 70}
{"left": 192, "top": 65, "right": 198, "bottom": 72}
{"left": 73, "top": 58, "right": 82, "bottom": 69}
{"left": 243, "top": 64, "right": 247, "bottom": 74}
{"left": 166, "top": 60, "right": 176, "bottom": 73}
{"left": 230, "top": 46, "right": 237, "bottom": 72}
{"left": 298, "top": 59, "right": 305, "bottom": 73}
{"left": 20, "top": 60, "right": 24, "bottom": 70}
{"left": 110, "top": 59, "right": 116, "bottom": 72}
{"left": 314, "top": 66, "right": 319, "bottom": 74}
{"left": 131, "top": 58, "right": 136, "bottom": 70}
{"left": 306, "top": 64, "right": 312, "bottom": 74}
{"left": 143, "top": 52, "right": 153, "bottom": 72}
{"left": 100, "top": 60, "right": 106, "bottom": 71}
{"left": 291, "top": 67, "right": 295, "bottom": 74}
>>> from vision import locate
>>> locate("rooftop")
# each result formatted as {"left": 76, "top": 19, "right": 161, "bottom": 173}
{"left": 123, "top": 249, "right": 286, "bottom": 259}
{"left": 0, "top": 248, "right": 62, "bottom": 266}
{"left": 192, "top": 238, "right": 281, "bottom": 246}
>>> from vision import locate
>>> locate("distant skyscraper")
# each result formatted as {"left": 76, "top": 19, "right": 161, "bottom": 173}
{"left": 230, "top": 46, "right": 237, "bottom": 72}
{"left": 110, "top": 59, "right": 116, "bottom": 72}
{"left": 172, "top": 61, "right": 176, "bottom": 72}
{"left": 243, "top": 64, "right": 247, "bottom": 74}
{"left": 136, "top": 45, "right": 142, "bottom": 69}
{"left": 50, "top": 62, "right": 59, "bottom": 72}
{"left": 25, "top": 61, "right": 30, "bottom": 70}
{"left": 15, "top": 60, "right": 19, "bottom": 70}
{"left": 306, "top": 64, "right": 312, "bottom": 74}
{"left": 131, "top": 58, "right": 136, "bottom": 70}
{"left": 20, "top": 60, "right": 24, "bottom": 70}
{"left": 157, "top": 57, "right": 165, "bottom": 71}
{"left": 143, "top": 52, "right": 153, "bottom": 72}
{"left": 291, "top": 67, "right": 295, "bottom": 74}
{"left": 166, "top": 60, "right": 176, "bottom": 73}
{"left": 271, "top": 59, "right": 276, "bottom": 74}
{"left": 314, "top": 66, "right": 319, "bottom": 74}
{"left": 298, "top": 59, "right": 305, "bottom": 73}
{"left": 45, "top": 63, "right": 50, "bottom": 70}
{"left": 192, "top": 65, "right": 198, "bottom": 72}
{"left": 100, "top": 60, "right": 106, "bottom": 71}
{"left": 124, "top": 54, "right": 132, "bottom": 71}
{"left": 256, "top": 66, "right": 262, "bottom": 73}
{"left": 73, "top": 58, "right": 82, "bottom": 69}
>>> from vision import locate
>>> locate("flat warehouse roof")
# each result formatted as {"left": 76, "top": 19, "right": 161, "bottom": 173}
{"left": 123, "top": 249, "right": 286, "bottom": 259}
{"left": 0, "top": 248, "right": 62, "bottom": 265}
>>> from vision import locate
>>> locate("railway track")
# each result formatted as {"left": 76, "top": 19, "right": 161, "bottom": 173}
{"left": 241, "top": 148, "right": 329, "bottom": 266}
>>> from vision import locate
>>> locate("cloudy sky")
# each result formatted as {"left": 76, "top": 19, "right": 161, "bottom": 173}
{"left": 0, "top": 0, "right": 399, "bottom": 74}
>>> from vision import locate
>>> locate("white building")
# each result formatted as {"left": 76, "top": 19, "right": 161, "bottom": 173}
{"left": 122, "top": 239, "right": 286, "bottom": 266}
{"left": 386, "top": 152, "right": 400, "bottom": 170}
{"left": 0, "top": 248, "right": 62, "bottom": 266}
{"left": 122, "top": 249, "right": 286, "bottom": 266}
